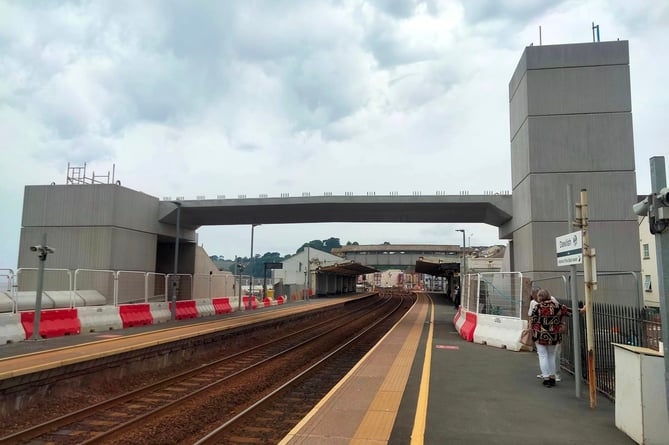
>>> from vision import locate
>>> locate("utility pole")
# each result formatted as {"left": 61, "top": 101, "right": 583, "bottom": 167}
{"left": 567, "top": 185, "right": 583, "bottom": 398}
{"left": 649, "top": 156, "right": 669, "bottom": 418}
{"left": 171, "top": 202, "right": 181, "bottom": 321}
{"left": 576, "top": 189, "right": 597, "bottom": 408}
{"left": 237, "top": 260, "right": 244, "bottom": 311}
{"left": 30, "top": 233, "right": 54, "bottom": 340}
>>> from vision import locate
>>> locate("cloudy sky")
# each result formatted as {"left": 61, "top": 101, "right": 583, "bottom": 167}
{"left": 1, "top": 0, "right": 667, "bottom": 268}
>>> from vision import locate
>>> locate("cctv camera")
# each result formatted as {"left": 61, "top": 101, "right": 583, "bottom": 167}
{"left": 633, "top": 196, "right": 650, "bottom": 216}
{"left": 657, "top": 187, "right": 669, "bottom": 206}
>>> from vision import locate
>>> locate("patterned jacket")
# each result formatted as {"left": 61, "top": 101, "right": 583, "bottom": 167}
{"left": 530, "top": 301, "right": 570, "bottom": 345}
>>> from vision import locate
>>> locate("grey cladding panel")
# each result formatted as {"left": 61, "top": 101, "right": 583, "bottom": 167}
{"left": 509, "top": 75, "right": 528, "bottom": 139}
{"left": 529, "top": 172, "right": 638, "bottom": 222}
{"left": 525, "top": 41, "right": 629, "bottom": 70}
{"left": 527, "top": 65, "right": 631, "bottom": 116}
{"left": 527, "top": 65, "right": 632, "bottom": 116}
{"left": 510, "top": 121, "right": 530, "bottom": 189}
{"left": 528, "top": 114, "right": 635, "bottom": 173}
{"left": 22, "top": 185, "right": 115, "bottom": 227}
{"left": 510, "top": 225, "right": 535, "bottom": 273}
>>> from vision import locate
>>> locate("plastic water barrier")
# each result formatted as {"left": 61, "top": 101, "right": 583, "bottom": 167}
{"left": 119, "top": 304, "right": 153, "bottom": 328}
{"left": 212, "top": 298, "right": 233, "bottom": 314}
{"left": 454, "top": 308, "right": 467, "bottom": 337}
{"left": 195, "top": 299, "right": 215, "bottom": 317}
{"left": 459, "top": 311, "right": 477, "bottom": 342}
{"left": 0, "top": 313, "right": 26, "bottom": 344}
{"left": 453, "top": 307, "right": 462, "bottom": 328}
{"left": 473, "top": 314, "right": 527, "bottom": 352}
{"left": 169, "top": 301, "right": 198, "bottom": 320}
{"left": 149, "top": 302, "right": 171, "bottom": 323}
{"left": 78, "top": 306, "right": 123, "bottom": 333}
{"left": 21, "top": 308, "right": 81, "bottom": 338}
{"left": 242, "top": 296, "right": 258, "bottom": 310}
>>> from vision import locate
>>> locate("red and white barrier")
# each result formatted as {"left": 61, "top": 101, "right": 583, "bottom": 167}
{"left": 169, "top": 301, "right": 198, "bottom": 320}
{"left": 473, "top": 315, "right": 527, "bottom": 351}
{"left": 195, "top": 299, "right": 215, "bottom": 317}
{"left": 149, "top": 302, "right": 171, "bottom": 323}
{"left": 0, "top": 313, "right": 25, "bottom": 344}
{"left": 119, "top": 304, "right": 153, "bottom": 328}
{"left": 242, "top": 296, "right": 258, "bottom": 310}
{"left": 458, "top": 311, "right": 477, "bottom": 342}
{"left": 212, "top": 298, "right": 233, "bottom": 314}
{"left": 78, "top": 306, "right": 123, "bottom": 333}
{"left": 21, "top": 308, "right": 81, "bottom": 338}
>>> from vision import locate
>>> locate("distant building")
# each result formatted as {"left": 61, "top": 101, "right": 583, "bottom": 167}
{"left": 272, "top": 247, "right": 377, "bottom": 299}
{"left": 638, "top": 216, "right": 660, "bottom": 308}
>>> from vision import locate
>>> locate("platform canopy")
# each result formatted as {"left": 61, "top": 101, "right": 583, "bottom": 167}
{"left": 414, "top": 259, "right": 460, "bottom": 277}
{"left": 316, "top": 262, "right": 378, "bottom": 276}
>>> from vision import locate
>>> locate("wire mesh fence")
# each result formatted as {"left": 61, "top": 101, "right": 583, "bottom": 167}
{"left": 476, "top": 272, "right": 523, "bottom": 318}
{"left": 117, "top": 271, "right": 147, "bottom": 305}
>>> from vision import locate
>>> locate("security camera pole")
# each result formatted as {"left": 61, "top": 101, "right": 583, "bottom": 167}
{"left": 31, "top": 233, "right": 54, "bottom": 340}
{"left": 633, "top": 156, "right": 669, "bottom": 419}
{"left": 649, "top": 156, "right": 669, "bottom": 418}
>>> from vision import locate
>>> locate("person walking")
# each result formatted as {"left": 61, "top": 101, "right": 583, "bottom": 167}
{"left": 530, "top": 288, "right": 570, "bottom": 387}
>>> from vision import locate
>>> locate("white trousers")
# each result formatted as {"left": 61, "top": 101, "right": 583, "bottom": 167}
{"left": 536, "top": 344, "right": 557, "bottom": 378}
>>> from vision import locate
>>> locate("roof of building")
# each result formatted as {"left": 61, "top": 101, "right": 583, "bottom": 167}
{"left": 316, "top": 262, "right": 379, "bottom": 276}
{"left": 332, "top": 244, "right": 463, "bottom": 254}
{"left": 414, "top": 259, "right": 460, "bottom": 277}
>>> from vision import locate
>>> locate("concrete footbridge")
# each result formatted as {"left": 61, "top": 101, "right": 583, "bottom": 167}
{"left": 158, "top": 193, "right": 513, "bottom": 229}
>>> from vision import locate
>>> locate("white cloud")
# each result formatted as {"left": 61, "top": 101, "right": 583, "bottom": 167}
{"left": 0, "top": 0, "right": 667, "bottom": 268}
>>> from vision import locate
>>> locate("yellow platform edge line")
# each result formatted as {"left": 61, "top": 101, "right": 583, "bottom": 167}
{"left": 410, "top": 294, "right": 434, "bottom": 445}
{"left": 279, "top": 294, "right": 425, "bottom": 445}
{"left": 350, "top": 294, "right": 429, "bottom": 443}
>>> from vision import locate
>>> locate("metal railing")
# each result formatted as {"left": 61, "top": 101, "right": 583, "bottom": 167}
{"left": 462, "top": 272, "right": 523, "bottom": 318}
{"left": 558, "top": 300, "right": 662, "bottom": 400}
{"left": 1, "top": 268, "right": 238, "bottom": 313}
{"left": 531, "top": 272, "right": 660, "bottom": 401}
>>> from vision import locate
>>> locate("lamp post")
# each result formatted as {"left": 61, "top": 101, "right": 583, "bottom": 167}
{"left": 171, "top": 202, "right": 182, "bottom": 321}
{"left": 237, "top": 260, "right": 244, "bottom": 311}
{"left": 30, "top": 233, "right": 54, "bottom": 340}
{"left": 456, "top": 229, "right": 465, "bottom": 283}
{"left": 249, "top": 224, "right": 260, "bottom": 302}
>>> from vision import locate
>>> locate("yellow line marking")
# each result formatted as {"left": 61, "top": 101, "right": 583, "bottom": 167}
{"left": 279, "top": 294, "right": 425, "bottom": 445}
{"left": 410, "top": 294, "right": 434, "bottom": 445}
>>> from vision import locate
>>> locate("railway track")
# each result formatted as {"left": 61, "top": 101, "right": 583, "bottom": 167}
{"left": 1, "top": 292, "right": 412, "bottom": 444}
{"left": 194, "top": 292, "right": 413, "bottom": 445}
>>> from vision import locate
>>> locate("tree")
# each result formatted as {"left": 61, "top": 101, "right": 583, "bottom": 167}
{"left": 323, "top": 237, "right": 342, "bottom": 252}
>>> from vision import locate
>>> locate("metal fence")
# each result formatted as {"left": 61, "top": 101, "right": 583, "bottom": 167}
{"left": 462, "top": 272, "right": 523, "bottom": 318}
{"left": 0, "top": 268, "right": 239, "bottom": 313}
{"left": 559, "top": 301, "right": 663, "bottom": 400}
{"left": 74, "top": 269, "right": 115, "bottom": 305}
{"left": 532, "top": 271, "right": 661, "bottom": 401}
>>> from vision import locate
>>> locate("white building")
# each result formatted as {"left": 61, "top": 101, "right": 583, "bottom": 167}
{"left": 639, "top": 216, "right": 660, "bottom": 307}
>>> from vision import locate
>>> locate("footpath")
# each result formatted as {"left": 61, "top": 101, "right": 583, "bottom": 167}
{"left": 390, "top": 296, "right": 635, "bottom": 445}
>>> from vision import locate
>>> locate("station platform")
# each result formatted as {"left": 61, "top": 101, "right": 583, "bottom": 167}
{"left": 0, "top": 293, "right": 635, "bottom": 444}
{"left": 280, "top": 292, "right": 634, "bottom": 445}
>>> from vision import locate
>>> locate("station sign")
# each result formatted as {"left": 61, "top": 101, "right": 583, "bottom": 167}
{"left": 555, "top": 231, "right": 583, "bottom": 266}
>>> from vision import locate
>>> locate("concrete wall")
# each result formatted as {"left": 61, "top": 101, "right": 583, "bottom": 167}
{"left": 192, "top": 246, "right": 235, "bottom": 299}
{"left": 19, "top": 184, "right": 196, "bottom": 273}
{"left": 505, "top": 41, "right": 640, "bottom": 305}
